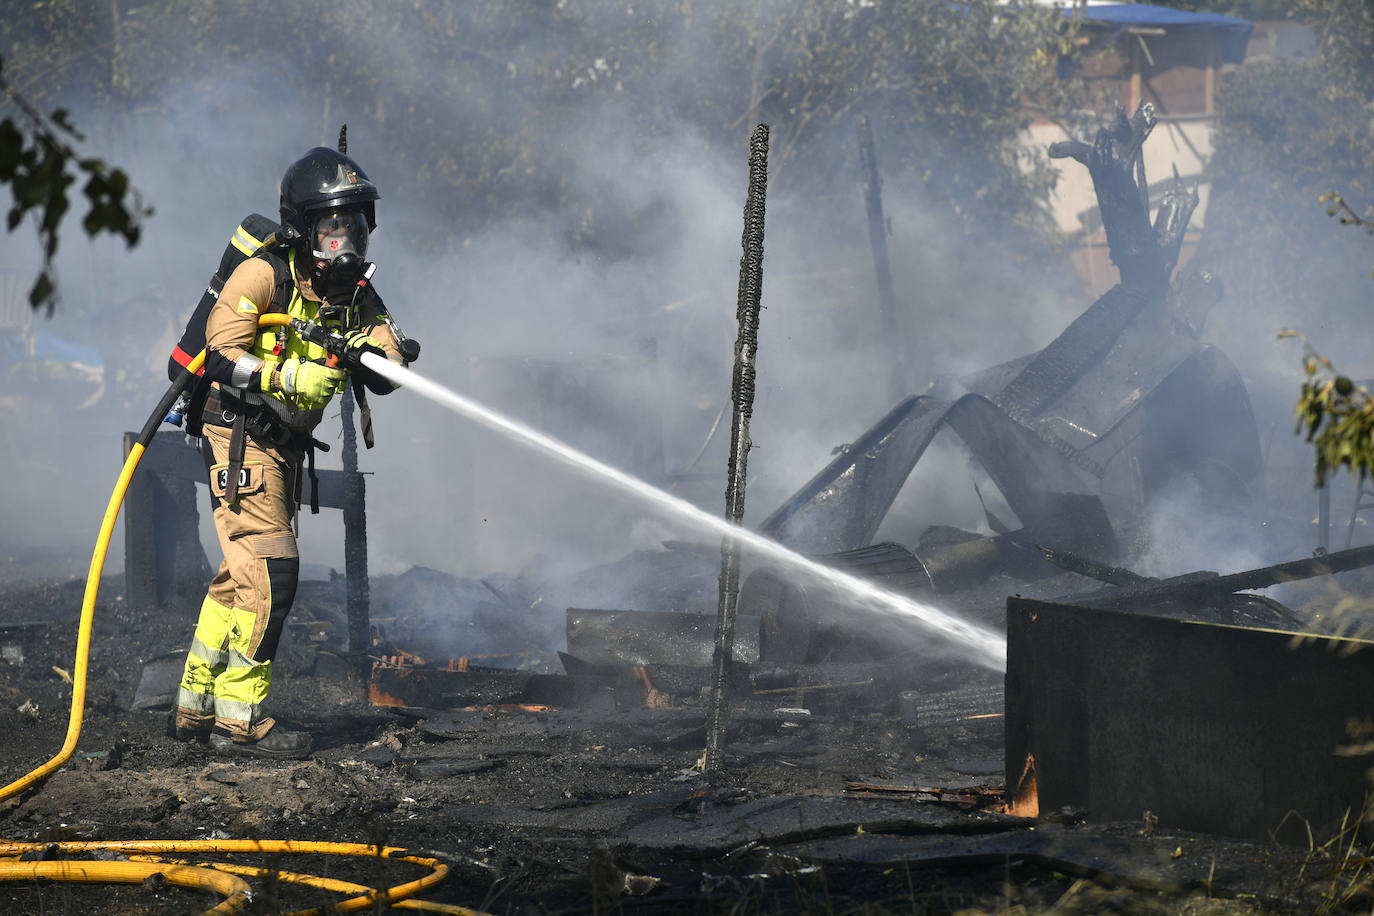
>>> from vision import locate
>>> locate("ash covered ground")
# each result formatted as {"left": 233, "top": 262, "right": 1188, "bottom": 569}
{"left": 0, "top": 547, "right": 1366, "bottom": 915}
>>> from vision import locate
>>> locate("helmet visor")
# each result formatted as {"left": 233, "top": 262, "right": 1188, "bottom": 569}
{"left": 310, "top": 209, "right": 369, "bottom": 263}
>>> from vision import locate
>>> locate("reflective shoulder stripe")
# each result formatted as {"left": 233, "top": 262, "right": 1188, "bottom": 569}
{"left": 237, "top": 295, "right": 259, "bottom": 315}
{"left": 230, "top": 223, "right": 266, "bottom": 258}
{"left": 230, "top": 233, "right": 256, "bottom": 257}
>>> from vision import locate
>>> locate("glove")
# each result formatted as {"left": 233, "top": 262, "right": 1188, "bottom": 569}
{"left": 281, "top": 357, "right": 345, "bottom": 409}
{"left": 344, "top": 329, "right": 397, "bottom": 395}
{"left": 344, "top": 330, "right": 385, "bottom": 362}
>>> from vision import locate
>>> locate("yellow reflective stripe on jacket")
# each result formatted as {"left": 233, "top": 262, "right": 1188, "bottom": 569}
{"left": 230, "top": 221, "right": 268, "bottom": 258}
{"left": 249, "top": 250, "right": 338, "bottom": 409}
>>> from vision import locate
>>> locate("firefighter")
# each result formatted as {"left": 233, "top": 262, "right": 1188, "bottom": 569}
{"left": 171, "top": 147, "right": 409, "bottom": 759}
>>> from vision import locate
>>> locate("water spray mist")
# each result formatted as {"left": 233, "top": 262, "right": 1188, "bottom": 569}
{"left": 359, "top": 351, "right": 1008, "bottom": 671}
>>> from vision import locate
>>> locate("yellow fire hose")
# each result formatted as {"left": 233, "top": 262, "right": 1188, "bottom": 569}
{"left": 0, "top": 858, "right": 250, "bottom": 914}
{"left": 0, "top": 314, "right": 490, "bottom": 914}
{"left": 0, "top": 840, "right": 465, "bottom": 915}
{"left": 129, "top": 852, "right": 480, "bottom": 914}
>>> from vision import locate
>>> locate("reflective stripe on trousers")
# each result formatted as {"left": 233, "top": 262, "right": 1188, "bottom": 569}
{"left": 176, "top": 594, "right": 275, "bottom": 731}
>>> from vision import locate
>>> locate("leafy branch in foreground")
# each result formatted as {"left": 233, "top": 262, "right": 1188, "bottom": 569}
{"left": 1290, "top": 193, "right": 1374, "bottom": 488}
{"left": 0, "top": 57, "right": 151, "bottom": 311}
{"left": 1321, "top": 191, "right": 1374, "bottom": 278}
{"left": 1286, "top": 329, "right": 1374, "bottom": 488}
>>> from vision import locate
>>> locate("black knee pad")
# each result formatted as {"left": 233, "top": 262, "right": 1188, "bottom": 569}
{"left": 253, "top": 555, "right": 300, "bottom": 662}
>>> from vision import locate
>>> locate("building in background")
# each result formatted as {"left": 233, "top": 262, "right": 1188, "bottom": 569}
{"left": 1028, "top": 2, "right": 1312, "bottom": 296}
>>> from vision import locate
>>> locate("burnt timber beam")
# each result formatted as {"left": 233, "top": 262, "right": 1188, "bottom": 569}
{"left": 134, "top": 432, "right": 363, "bottom": 510}
{"left": 1063, "top": 543, "right": 1374, "bottom": 613}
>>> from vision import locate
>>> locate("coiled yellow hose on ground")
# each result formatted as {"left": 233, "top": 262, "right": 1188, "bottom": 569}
{"left": 0, "top": 315, "right": 490, "bottom": 914}
{"left": 0, "top": 839, "right": 469, "bottom": 915}
{"left": 0, "top": 858, "right": 250, "bottom": 914}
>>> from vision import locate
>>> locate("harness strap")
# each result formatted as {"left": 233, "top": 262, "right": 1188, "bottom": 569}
{"left": 225, "top": 407, "right": 249, "bottom": 506}
{"left": 184, "top": 374, "right": 212, "bottom": 439}
{"left": 251, "top": 246, "right": 298, "bottom": 317}
{"left": 306, "top": 442, "right": 321, "bottom": 514}
{"left": 353, "top": 383, "right": 375, "bottom": 449}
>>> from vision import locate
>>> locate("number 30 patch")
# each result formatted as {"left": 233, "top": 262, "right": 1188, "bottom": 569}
{"left": 209, "top": 461, "right": 263, "bottom": 499}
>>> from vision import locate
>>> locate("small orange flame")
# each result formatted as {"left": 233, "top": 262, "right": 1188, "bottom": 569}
{"left": 1005, "top": 752, "right": 1040, "bottom": 818}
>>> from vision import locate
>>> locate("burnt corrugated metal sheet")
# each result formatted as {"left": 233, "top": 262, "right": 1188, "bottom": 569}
{"left": 758, "top": 394, "right": 1106, "bottom": 556}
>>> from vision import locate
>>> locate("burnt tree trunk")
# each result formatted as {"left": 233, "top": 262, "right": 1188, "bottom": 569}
{"left": 1049, "top": 102, "right": 1197, "bottom": 292}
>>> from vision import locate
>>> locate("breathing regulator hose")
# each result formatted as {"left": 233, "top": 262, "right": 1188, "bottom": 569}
{"left": 0, "top": 314, "right": 483, "bottom": 915}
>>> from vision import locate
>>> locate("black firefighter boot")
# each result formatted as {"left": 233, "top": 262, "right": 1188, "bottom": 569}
{"left": 210, "top": 721, "right": 314, "bottom": 760}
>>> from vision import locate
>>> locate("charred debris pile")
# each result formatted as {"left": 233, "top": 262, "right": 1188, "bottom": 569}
{"left": 110, "top": 109, "right": 1374, "bottom": 881}
{"left": 356, "top": 105, "right": 1358, "bottom": 706}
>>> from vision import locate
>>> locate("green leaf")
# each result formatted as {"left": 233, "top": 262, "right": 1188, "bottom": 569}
{"left": 27, "top": 271, "right": 53, "bottom": 309}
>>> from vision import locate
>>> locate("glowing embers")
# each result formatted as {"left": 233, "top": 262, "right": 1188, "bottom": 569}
{"left": 367, "top": 653, "right": 570, "bottom": 711}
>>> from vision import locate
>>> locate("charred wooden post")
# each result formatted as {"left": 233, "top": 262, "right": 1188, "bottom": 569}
{"left": 856, "top": 114, "right": 905, "bottom": 400}
{"left": 336, "top": 124, "right": 371, "bottom": 678}
{"left": 340, "top": 380, "right": 371, "bottom": 678}
{"left": 123, "top": 430, "right": 210, "bottom": 607}
{"left": 706, "top": 124, "right": 770, "bottom": 773}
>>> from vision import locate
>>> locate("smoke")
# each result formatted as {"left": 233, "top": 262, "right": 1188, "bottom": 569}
{"left": 3, "top": 3, "right": 1362, "bottom": 643}
{"left": 1134, "top": 475, "right": 1272, "bottom": 580}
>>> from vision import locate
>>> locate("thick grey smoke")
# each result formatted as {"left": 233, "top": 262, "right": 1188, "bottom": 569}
{"left": 1, "top": 5, "right": 1360, "bottom": 642}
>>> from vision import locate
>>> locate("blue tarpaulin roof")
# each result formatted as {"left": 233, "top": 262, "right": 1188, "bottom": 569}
{"left": 1069, "top": 3, "right": 1253, "bottom": 63}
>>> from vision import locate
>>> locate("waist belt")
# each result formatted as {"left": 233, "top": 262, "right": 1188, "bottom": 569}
{"left": 202, "top": 390, "right": 330, "bottom": 513}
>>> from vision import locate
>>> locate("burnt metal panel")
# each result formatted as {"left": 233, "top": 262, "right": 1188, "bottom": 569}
{"left": 1036, "top": 337, "right": 1261, "bottom": 511}
{"left": 992, "top": 283, "right": 1154, "bottom": 426}
{"left": 966, "top": 333, "right": 1261, "bottom": 523}
{"left": 1006, "top": 597, "right": 1374, "bottom": 843}
{"left": 759, "top": 394, "right": 1106, "bottom": 556}
{"left": 1033, "top": 322, "right": 1199, "bottom": 451}
{"left": 758, "top": 395, "right": 949, "bottom": 553}
{"left": 565, "top": 609, "right": 760, "bottom": 669}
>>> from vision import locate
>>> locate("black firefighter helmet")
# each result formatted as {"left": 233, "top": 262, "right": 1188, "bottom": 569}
{"left": 279, "top": 147, "right": 379, "bottom": 299}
